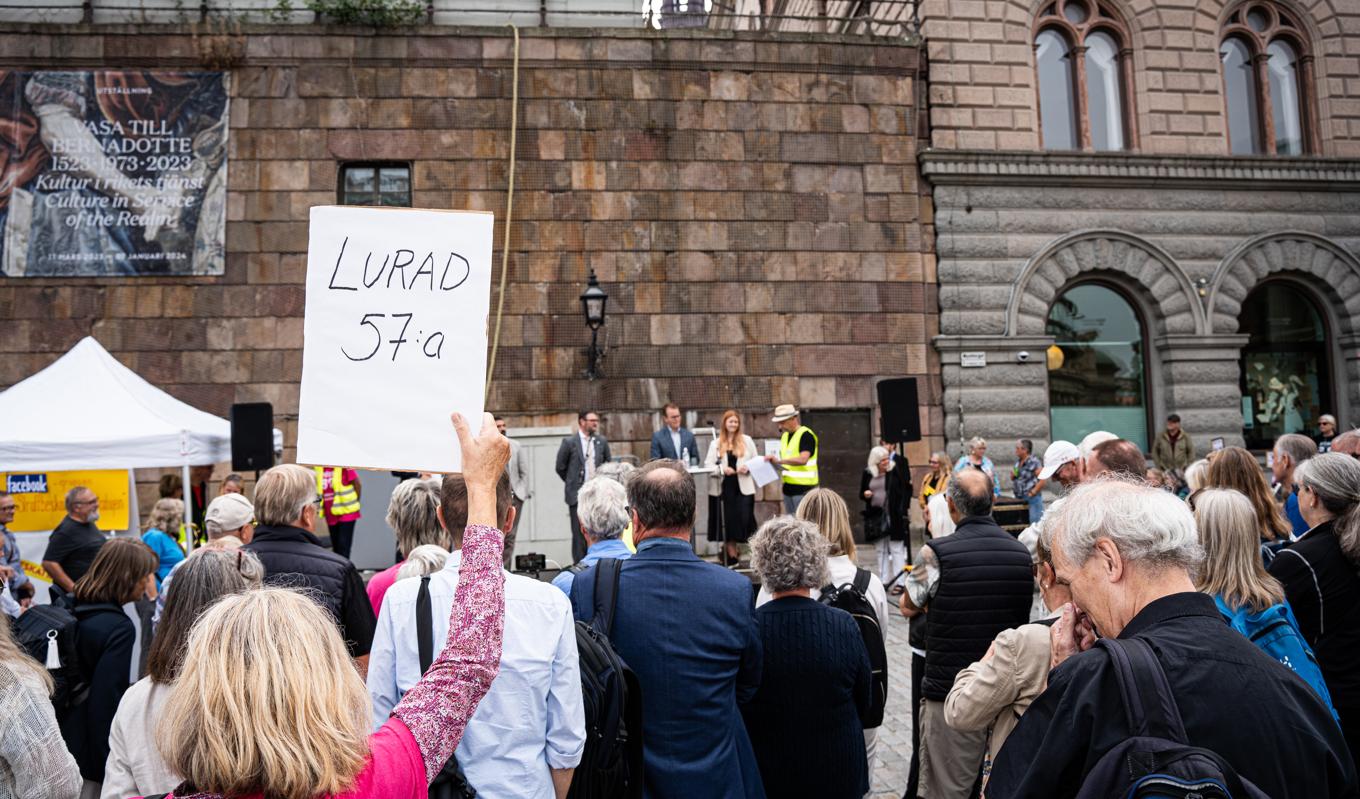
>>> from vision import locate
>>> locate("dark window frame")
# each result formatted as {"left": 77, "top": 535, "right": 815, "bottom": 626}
{"left": 1033, "top": 0, "right": 1138, "bottom": 152}
{"left": 1219, "top": 1, "right": 1318, "bottom": 156}
{"left": 1046, "top": 278, "right": 1154, "bottom": 450}
{"left": 1237, "top": 278, "right": 1334, "bottom": 450}
{"left": 338, "top": 161, "right": 413, "bottom": 207}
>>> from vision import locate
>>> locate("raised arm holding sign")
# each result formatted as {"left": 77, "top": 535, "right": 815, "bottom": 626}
{"left": 298, "top": 206, "right": 494, "bottom": 474}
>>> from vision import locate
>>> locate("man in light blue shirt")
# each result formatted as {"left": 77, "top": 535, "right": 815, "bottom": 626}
{"left": 553, "top": 476, "right": 633, "bottom": 595}
{"left": 368, "top": 473, "right": 584, "bottom": 799}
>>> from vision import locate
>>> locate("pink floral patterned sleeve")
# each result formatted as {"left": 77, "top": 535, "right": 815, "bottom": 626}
{"left": 392, "top": 523, "right": 505, "bottom": 782}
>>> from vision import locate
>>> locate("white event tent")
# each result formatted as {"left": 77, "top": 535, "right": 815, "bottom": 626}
{"left": 0, "top": 336, "right": 281, "bottom": 549}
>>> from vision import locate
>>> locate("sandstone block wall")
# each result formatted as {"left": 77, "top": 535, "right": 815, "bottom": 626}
{"left": 0, "top": 24, "right": 939, "bottom": 504}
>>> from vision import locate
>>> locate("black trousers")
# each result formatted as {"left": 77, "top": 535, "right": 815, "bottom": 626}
{"left": 568, "top": 504, "right": 587, "bottom": 562}
{"left": 330, "top": 519, "right": 356, "bottom": 560}
{"left": 906, "top": 652, "right": 925, "bottom": 799}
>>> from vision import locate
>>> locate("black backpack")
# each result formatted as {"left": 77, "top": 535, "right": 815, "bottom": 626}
{"left": 416, "top": 576, "right": 478, "bottom": 799}
{"left": 818, "top": 568, "right": 889, "bottom": 728}
{"left": 13, "top": 600, "right": 119, "bottom": 713}
{"left": 569, "top": 558, "right": 645, "bottom": 799}
{"left": 1075, "top": 638, "right": 1270, "bottom": 799}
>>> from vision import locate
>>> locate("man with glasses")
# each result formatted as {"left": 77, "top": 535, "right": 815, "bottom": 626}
{"left": 556, "top": 410, "right": 611, "bottom": 562}
{"left": 0, "top": 492, "right": 33, "bottom": 606}
{"left": 41, "top": 486, "right": 108, "bottom": 594}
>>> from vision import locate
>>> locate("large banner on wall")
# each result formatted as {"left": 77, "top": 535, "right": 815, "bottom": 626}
{"left": 0, "top": 70, "right": 228, "bottom": 276}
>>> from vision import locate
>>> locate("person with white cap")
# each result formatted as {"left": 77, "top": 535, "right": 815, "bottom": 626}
{"left": 766, "top": 404, "right": 819, "bottom": 514}
{"left": 1038, "top": 440, "right": 1084, "bottom": 490}
{"left": 153, "top": 492, "right": 255, "bottom": 628}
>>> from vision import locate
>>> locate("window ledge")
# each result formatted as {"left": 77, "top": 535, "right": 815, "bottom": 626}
{"left": 920, "top": 150, "right": 1360, "bottom": 190}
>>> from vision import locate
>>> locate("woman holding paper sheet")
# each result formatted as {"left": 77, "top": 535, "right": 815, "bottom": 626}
{"left": 705, "top": 410, "right": 758, "bottom": 566}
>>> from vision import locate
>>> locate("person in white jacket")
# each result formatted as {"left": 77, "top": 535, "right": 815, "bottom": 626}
{"left": 101, "top": 549, "right": 262, "bottom": 799}
{"left": 704, "top": 410, "right": 759, "bottom": 566}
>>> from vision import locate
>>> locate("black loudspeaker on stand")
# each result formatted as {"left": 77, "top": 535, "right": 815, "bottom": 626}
{"left": 877, "top": 377, "right": 922, "bottom": 444}
{"left": 230, "top": 402, "right": 275, "bottom": 471}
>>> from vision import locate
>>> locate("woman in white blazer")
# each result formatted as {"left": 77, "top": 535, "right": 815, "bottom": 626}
{"left": 705, "top": 409, "right": 758, "bottom": 565}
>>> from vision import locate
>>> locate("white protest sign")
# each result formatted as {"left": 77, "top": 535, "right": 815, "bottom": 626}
{"left": 297, "top": 206, "right": 494, "bottom": 473}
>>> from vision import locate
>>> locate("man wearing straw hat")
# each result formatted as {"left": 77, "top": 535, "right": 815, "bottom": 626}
{"left": 765, "top": 404, "right": 819, "bottom": 514}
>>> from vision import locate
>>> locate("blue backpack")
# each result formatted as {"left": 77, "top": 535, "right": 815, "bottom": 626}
{"left": 1214, "top": 596, "right": 1339, "bottom": 720}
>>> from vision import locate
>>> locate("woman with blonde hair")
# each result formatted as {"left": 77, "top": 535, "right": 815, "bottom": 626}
{"left": 149, "top": 411, "right": 509, "bottom": 799}
{"left": 953, "top": 437, "right": 1000, "bottom": 496}
{"left": 1205, "top": 446, "right": 1290, "bottom": 543}
{"left": 102, "top": 547, "right": 264, "bottom": 799}
{"left": 920, "top": 452, "right": 952, "bottom": 509}
{"left": 142, "top": 497, "right": 186, "bottom": 586}
{"left": 1183, "top": 458, "right": 1210, "bottom": 493}
{"left": 1193, "top": 488, "right": 1335, "bottom": 713}
{"left": 704, "top": 409, "right": 757, "bottom": 565}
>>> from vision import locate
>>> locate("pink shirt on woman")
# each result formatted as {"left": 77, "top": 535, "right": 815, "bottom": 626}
{"left": 153, "top": 523, "right": 506, "bottom": 799}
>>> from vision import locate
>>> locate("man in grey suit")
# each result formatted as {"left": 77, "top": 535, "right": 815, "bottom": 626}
{"left": 556, "top": 410, "right": 611, "bottom": 562}
{"left": 649, "top": 403, "right": 698, "bottom": 463}
{"left": 496, "top": 415, "right": 533, "bottom": 569}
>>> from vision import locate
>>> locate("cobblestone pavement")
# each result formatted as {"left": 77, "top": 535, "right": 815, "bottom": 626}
{"left": 858, "top": 553, "right": 915, "bottom": 799}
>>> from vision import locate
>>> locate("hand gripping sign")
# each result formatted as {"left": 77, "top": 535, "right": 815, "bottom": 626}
{"left": 298, "top": 206, "right": 494, "bottom": 474}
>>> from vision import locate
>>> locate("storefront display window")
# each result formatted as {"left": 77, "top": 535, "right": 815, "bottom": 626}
{"left": 1239, "top": 282, "right": 1331, "bottom": 449}
{"left": 1047, "top": 284, "right": 1148, "bottom": 449}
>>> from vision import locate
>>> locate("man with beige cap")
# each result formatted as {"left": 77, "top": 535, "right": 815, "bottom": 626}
{"left": 154, "top": 491, "right": 256, "bottom": 627}
{"left": 765, "top": 404, "right": 819, "bottom": 514}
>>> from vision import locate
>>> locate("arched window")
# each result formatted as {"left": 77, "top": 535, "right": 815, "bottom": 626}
{"left": 1220, "top": 3, "right": 1314, "bottom": 155}
{"left": 1046, "top": 284, "right": 1149, "bottom": 449}
{"left": 1034, "top": 1, "right": 1135, "bottom": 152}
{"left": 1239, "top": 282, "right": 1331, "bottom": 449}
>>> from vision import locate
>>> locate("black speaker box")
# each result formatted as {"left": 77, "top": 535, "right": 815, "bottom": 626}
{"left": 877, "top": 377, "right": 922, "bottom": 444}
{"left": 230, "top": 402, "right": 274, "bottom": 471}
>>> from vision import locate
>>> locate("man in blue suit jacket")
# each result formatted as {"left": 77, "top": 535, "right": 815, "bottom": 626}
{"left": 571, "top": 460, "right": 765, "bottom": 799}
{"left": 650, "top": 403, "right": 698, "bottom": 463}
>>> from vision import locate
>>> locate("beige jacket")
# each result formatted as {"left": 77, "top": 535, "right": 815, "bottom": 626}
{"left": 101, "top": 677, "right": 179, "bottom": 799}
{"left": 703, "top": 436, "right": 758, "bottom": 497}
{"left": 943, "top": 622, "right": 1052, "bottom": 779}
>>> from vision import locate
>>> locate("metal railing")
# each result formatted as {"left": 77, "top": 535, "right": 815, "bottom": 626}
{"left": 0, "top": 0, "right": 917, "bottom": 37}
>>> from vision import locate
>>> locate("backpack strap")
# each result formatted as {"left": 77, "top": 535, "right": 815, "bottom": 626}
{"left": 417, "top": 576, "right": 434, "bottom": 674}
{"left": 851, "top": 567, "right": 871, "bottom": 595}
{"left": 1098, "top": 637, "right": 1188, "bottom": 743}
{"left": 592, "top": 558, "right": 623, "bottom": 637}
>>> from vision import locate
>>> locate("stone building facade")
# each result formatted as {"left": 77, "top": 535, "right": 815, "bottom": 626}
{"left": 0, "top": 20, "right": 935, "bottom": 527}
{"left": 917, "top": 0, "right": 1360, "bottom": 482}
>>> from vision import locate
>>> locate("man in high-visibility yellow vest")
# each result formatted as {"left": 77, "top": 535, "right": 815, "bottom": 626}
{"left": 315, "top": 466, "right": 362, "bottom": 559}
{"left": 766, "top": 404, "right": 818, "bottom": 514}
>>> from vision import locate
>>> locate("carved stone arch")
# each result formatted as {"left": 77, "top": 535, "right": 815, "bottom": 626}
{"left": 1006, "top": 230, "right": 1206, "bottom": 336}
{"left": 1206, "top": 231, "right": 1360, "bottom": 335}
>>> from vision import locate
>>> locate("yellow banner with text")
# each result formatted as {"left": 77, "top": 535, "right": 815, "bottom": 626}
{"left": 2, "top": 470, "right": 130, "bottom": 532}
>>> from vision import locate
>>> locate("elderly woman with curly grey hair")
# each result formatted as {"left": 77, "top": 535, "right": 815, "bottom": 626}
{"left": 741, "top": 516, "right": 873, "bottom": 799}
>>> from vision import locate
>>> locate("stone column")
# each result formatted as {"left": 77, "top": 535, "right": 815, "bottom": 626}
{"left": 935, "top": 335, "right": 1054, "bottom": 489}
{"left": 1339, "top": 333, "right": 1360, "bottom": 428}
{"left": 1154, "top": 334, "right": 1250, "bottom": 456}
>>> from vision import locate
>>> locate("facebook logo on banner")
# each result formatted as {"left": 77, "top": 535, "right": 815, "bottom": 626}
{"left": 6, "top": 474, "right": 48, "bottom": 494}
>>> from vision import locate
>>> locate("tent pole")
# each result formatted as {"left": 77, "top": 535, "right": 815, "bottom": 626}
{"left": 182, "top": 462, "right": 193, "bottom": 554}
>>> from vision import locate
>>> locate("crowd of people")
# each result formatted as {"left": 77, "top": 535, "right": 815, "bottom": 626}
{"left": 2, "top": 403, "right": 1360, "bottom": 799}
